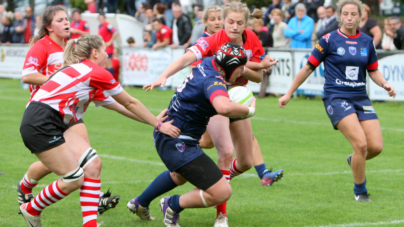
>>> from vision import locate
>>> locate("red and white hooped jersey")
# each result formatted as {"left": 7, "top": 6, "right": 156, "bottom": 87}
{"left": 188, "top": 29, "right": 264, "bottom": 87}
{"left": 22, "top": 35, "right": 64, "bottom": 99}
{"left": 30, "top": 60, "right": 123, "bottom": 124}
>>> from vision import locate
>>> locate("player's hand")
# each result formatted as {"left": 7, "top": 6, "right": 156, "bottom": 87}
{"left": 261, "top": 55, "right": 277, "bottom": 69}
{"left": 383, "top": 83, "right": 396, "bottom": 98}
{"left": 143, "top": 77, "right": 167, "bottom": 91}
{"left": 156, "top": 108, "right": 169, "bottom": 122}
{"left": 278, "top": 94, "right": 291, "bottom": 108}
{"left": 159, "top": 120, "right": 181, "bottom": 138}
{"left": 249, "top": 97, "right": 256, "bottom": 108}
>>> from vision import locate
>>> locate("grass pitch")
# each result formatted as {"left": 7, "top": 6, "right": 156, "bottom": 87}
{"left": 1, "top": 78, "right": 404, "bottom": 227}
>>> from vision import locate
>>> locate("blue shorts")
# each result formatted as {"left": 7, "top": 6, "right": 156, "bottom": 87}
{"left": 323, "top": 96, "right": 378, "bottom": 130}
{"left": 153, "top": 130, "right": 204, "bottom": 172}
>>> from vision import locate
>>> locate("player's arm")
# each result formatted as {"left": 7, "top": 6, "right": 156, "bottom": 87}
{"left": 279, "top": 64, "right": 313, "bottom": 106}
{"left": 153, "top": 38, "right": 170, "bottom": 50}
{"left": 368, "top": 70, "right": 396, "bottom": 98}
{"left": 143, "top": 50, "right": 197, "bottom": 91}
{"left": 212, "top": 96, "right": 255, "bottom": 118}
{"left": 22, "top": 47, "right": 48, "bottom": 85}
{"left": 21, "top": 72, "right": 48, "bottom": 85}
{"left": 241, "top": 67, "right": 264, "bottom": 83}
{"left": 102, "top": 102, "right": 169, "bottom": 123}
{"left": 106, "top": 30, "right": 119, "bottom": 47}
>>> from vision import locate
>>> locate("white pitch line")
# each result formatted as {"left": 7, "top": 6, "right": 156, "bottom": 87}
{"left": 307, "top": 219, "right": 404, "bottom": 227}
{"left": 10, "top": 180, "right": 153, "bottom": 189}
{"left": 99, "top": 154, "right": 164, "bottom": 166}
{"left": 239, "top": 169, "right": 404, "bottom": 178}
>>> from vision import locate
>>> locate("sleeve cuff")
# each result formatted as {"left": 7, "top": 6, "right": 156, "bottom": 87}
{"left": 188, "top": 46, "right": 202, "bottom": 60}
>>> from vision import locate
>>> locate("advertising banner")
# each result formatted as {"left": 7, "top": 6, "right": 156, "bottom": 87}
{"left": 0, "top": 45, "right": 29, "bottom": 79}
{"left": 293, "top": 51, "right": 325, "bottom": 96}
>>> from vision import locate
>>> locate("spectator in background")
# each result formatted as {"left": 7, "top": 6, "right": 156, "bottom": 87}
{"left": 154, "top": 3, "right": 167, "bottom": 25}
{"left": 112, "top": 48, "right": 120, "bottom": 82}
{"left": 382, "top": 19, "right": 397, "bottom": 50}
{"left": 316, "top": 6, "right": 338, "bottom": 39}
{"left": 0, "top": 5, "right": 5, "bottom": 36}
{"left": 193, "top": 5, "right": 202, "bottom": 22}
{"left": 24, "top": 6, "right": 36, "bottom": 44}
{"left": 127, "top": 36, "right": 138, "bottom": 46}
{"left": 263, "top": 0, "right": 283, "bottom": 32}
{"left": 12, "top": 11, "right": 25, "bottom": 43}
{"left": 272, "top": 9, "right": 290, "bottom": 48}
{"left": 0, "top": 11, "right": 13, "bottom": 45}
{"left": 171, "top": 4, "right": 192, "bottom": 48}
{"left": 281, "top": 0, "right": 293, "bottom": 23}
{"left": 303, "top": 0, "right": 324, "bottom": 22}
{"left": 252, "top": 18, "right": 273, "bottom": 47}
{"left": 135, "top": 3, "right": 151, "bottom": 34}
{"left": 98, "top": 13, "right": 119, "bottom": 75}
{"left": 70, "top": 9, "right": 89, "bottom": 39}
{"left": 124, "top": 0, "right": 136, "bottom": 16}
{"left": 185, "top": 5, "right": 204, "bottom": 48}
{"left": 107, "top": 0, "right": 119, "bottom": 13}
{"left": 33, "top": 15, "right": 41, "bottom": 36}
{"left": 85, "top": 0, "right": 97, "bottom": 13}
{"left": 315, "top": 6, "right": 326, "bottom": 33}
{"left": 162, "top": 0, "right": 175, "bottom": 28}
{"left": 151, "top": 18, "right": 172, "bottom": 50}
{"left": 284, "top": 3, "right": 314, "bottom": 48}
{"left": 359, "top": 4, "right": 382, "bottom": 49}
{"left": 143, "top": 7, "right": 157, "bottom": 48}
{"left": 389, "top": 16, "right": 404, "bottom": 49}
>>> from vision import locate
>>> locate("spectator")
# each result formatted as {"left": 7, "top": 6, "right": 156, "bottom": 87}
{"left": 154, "top": 3, "right": 167, "bottom": 25}
{"left": 0, "top": 5, "right": 5, "bottom": 35}
{"left": 124, "top": 0, "right": 136, "bottom": 16}
{"left": 107, "top": 0, "right": 119, "bottom": 13}
{"left": 85, "top": 0, "right": 97, "bottom": 13}
{"left": 151, "top": 18, "right": 172, "bottom": 50}
{"left": 272, "top": 9, "right": 290, "bottom": 48}
{"left": 284, "top": 3, "right": 314, "bottom": 48}
{"left": 315, "top": 6, "right": 326, "bottom": 33}
{"left": 389, "top": 16, "right": 404, "bottom": 49}
{"left": 359, "top": 4, "right": 382, "bottom": 49}
{"left": 135, "top": 3, "right": 151, "bottom": 34}
{"left": 12, "top": 11, "right": 25, "bottom": 43}
{"left": 127, "top": 36, "right": 138, "bottom": 46}
{"left": 263, "top": 0, "right": 283, "bottom": 31}
{"left": 303, "top": 0, "right": 324, "bottom": 22}
{"left": 252, "top": 18, "right": 273, "bottom": 47}
{"left": 143, "top": 7, "right": 157, "bottom": 47}
{"left": 382, "top": 19, "right": 397, "bottom": 50}
{"left": 185, "top": 5, "right": 204, "bottom": 48}
{"left": 0, "top": 11, "right": 13, "bottom": 45}
{"left": 98, "top": 13, "right": 119, "bottom": 75}
{"left": 70, "top": 9, "right": 89, "bottom": 39}
{"left": 33, "top": 15, "right": 41, "bottom": 36}
{"left": 24, "top": 6, "right": 36, "bottom": 44}
{"left": 171, "top": 4, "right": 192, "bottom": 48}
{"left": 193, "top": 5, "right": 202, "bottom": 22}
{"left": 112, "top": 48, "right": 120, "bottom": 82}
{"left": 162, "top": 0, "right": 175, "bottom": 28}
{"left": 281, "top": 0, "right": 293, "bottom": 23}
{"left": 316, "top": 6, "right": 338, "bottom": 39}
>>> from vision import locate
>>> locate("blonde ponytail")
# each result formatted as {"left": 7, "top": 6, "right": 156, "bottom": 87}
{"left": 63, "top": 35, "right": 104, "bottom": 67}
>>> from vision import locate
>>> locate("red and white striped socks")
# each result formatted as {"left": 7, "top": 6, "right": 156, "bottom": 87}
{"left": 80, "top": 178, "right": 101, "bottom": 227}
{"left": 221, "top": 170, "right": 230, "bottom": 183}
{"left": 20, "top": 173, "right": 38, "bottom": 194}
{"left": 230, "top": 158, "right": 245, "bottom": 180}
{"left": 216, "top": 170, "right": 230, "bottom": 218}
{"left": 26, "top": 181, "right": 68, "bottom": 216}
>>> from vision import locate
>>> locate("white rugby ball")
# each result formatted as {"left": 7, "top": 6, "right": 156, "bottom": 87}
{"left": 228, "top": 86, "right": 254, "bottom": 107}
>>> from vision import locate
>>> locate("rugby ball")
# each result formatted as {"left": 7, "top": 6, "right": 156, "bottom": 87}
{"left": 228, "top": 86, "right": 254, "bottom": 107}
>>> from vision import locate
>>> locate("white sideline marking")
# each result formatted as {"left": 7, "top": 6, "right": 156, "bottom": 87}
{"left": 240, "top": 169, "right": 404, "bottom": 178}
{"left": 11, "top": 180, "right": 153, "bottom": 189}
{"left": 98, "top": 154, "right": 164, "bottom": 166}
{"left": 307, "top": 219, "right": 404, "bottom": 227}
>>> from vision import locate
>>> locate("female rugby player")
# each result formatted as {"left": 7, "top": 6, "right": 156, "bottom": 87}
{"left": 278, "top": 0, "right": 396, "bottom": 202}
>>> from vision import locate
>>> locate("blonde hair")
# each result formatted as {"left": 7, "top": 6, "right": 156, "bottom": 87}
{"left": 271, "top": 8, "right": 283, "bottom": 17}
{"left": 29, "top": 5, "right": 67, "bottom": 47}
{"left": 63, "top": 35, "right": 104, "bottom": 66}
{"left": 336, "top": 0, "right": 363, "bottom": 26}
{"left": 362, "top": 3, "right": 371, "bottom": 16}
{"left": 223, "top": 2, "right": 264, "bottom": 23}
{"left": 251, "top": 18, "right": 263, "bottom": 26}
{"left": 203, "top": 5, "right": 222, "bottom": 22}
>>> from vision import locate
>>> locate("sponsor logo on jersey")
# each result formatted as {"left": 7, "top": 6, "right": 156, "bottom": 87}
{"left": 363, "top": 106, "right": 375, "bottom": 114}
{"left": 360, "top": 48, "right": 367, "bottom": 56}
{"left": 26, "top": 56, "right": 39, "bottom": 67}
{"left": 176, "top": 142, "right": 185, "bottom": 152}
{"left": 337, "top": 47, "right": 345, "bottom": 55}
{"left": 49, "top": 136, "right": 62, "bottom": 144}
{"left": 335, "top": 79, "right": 365, "bottom": 87}
{"left": 315, "top": 44, "right": 324, "bottom": 53}
{"left": 207, "top": 81, "right": 226, "bottom": 90}
{"left": 345, "top": 66, "right": 359, "bottom": 80}
{"left": 196, "top": 38, "right": 209, "bottom": 51}
{"left": 346, "top": 41, "right": 357, "bottom": 44}
{"left": 349, "top": 46, "right": 356, "bottom": 55}
{"left": 341, "top": 101, "right": 352, "bottom": 111}
{"left": 110, "top": 79, "right": 116, "bottom": 84}
{"left": 327, "top": 105, "right": 333, "bottom": 115}
{"left": 322, "top": 33, "right": 331, "bottom": 43}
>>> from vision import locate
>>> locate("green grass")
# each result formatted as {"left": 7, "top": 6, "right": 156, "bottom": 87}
{"left": 1, "top": 78, "right": 404, "bottom": 227}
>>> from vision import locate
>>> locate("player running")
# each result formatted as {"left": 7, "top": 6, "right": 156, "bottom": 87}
{"left": 144, "top": 2, "right": 280, "bottom": 226}
{"left": 128, "top": 42, "right": 254, "bottom": 227}
{"left": 278, "top": 0, "right": 396, "bottom": 202}
{"left": 17, "top": 5, "right": 117, "bottom": 223}
{"left": 19, "top": 35, "right": 180, "bottom": 227}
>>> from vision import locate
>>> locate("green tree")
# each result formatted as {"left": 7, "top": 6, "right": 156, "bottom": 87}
{"left": 242, "top": 0, "right": 272, "bottom": 9}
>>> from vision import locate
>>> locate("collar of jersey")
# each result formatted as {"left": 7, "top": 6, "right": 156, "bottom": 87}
{"left": 44, "top": 34, "right": 66, "bottom": 51}
{"left": 337, "top": 28, "right": 361, "bottom": 39}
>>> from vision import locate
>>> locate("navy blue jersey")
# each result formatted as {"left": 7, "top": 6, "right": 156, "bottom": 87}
{"left": 308, "top": 29, "right": 378, "bottom": 98}
{"left": 167, "top": 56, "right": 229, "bottom": 140}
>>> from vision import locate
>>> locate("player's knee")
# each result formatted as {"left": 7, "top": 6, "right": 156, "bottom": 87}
{"left": 62, "top": 167, "right": 84, "bottom": 191}
{"left": 237, "top": 159, "right": 253, "bottom": 171}
{"left": 170, "top": 172, "right": 187, "bottom": 186}
{"left": 217, "top": 149, "right": 234, "bottom": 164}
{"left": 368, "top": 143, "right": 383, "bottom": 157}
{"left": 354, "top": 141, "right": 368, "bottom": 155}
{"left": 211, "top": 184, "right": 232, "bottom": 205}
{"left": 84, "top": 156, "right": 102, "bottom": 178}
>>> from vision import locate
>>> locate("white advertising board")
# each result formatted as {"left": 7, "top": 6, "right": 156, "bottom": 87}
{"left": 293, "top": 51, "right": 325, "bottom": 96}
{"left": 368, "top": 54, "right": 404, "bottom": 101}
{"left": 0, "top": 45, "right": 29, "bottom": 79}
{"left": 121, "top": 46, "right": 173, "bottom": 86}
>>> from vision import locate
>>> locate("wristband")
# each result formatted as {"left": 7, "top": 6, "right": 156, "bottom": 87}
{"left": 246, "top": 107, "right": 255, "bottom": 118}
{"left": 156, "top": 121, "right": 163, "bottom": 131}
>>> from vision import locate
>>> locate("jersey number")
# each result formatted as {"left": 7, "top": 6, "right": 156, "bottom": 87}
{"left": 177, "top": 73, "right": 194, "bottom": 92}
